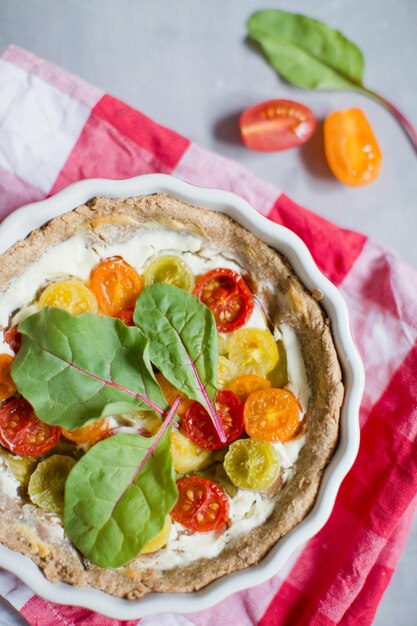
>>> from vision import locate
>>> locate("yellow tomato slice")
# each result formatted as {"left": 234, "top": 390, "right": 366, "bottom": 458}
{"left": 62, "top": 418, "right": 110, "bottom": 445}
{"left": 228, "top": 328, "right": 279, "bottom": 377}
{"left": 228, "top": 374, "right": 271, "bottom": 403}
{"left": 39, "top": 280, "right": 98, "bottom": 315}
{"left": 0, "top": 354, "right": 16, "bottom": 400}
{"left": 243, "top": 388, "right": 301, "bottom": 443}
{"left": 170, "top": 428, "right": 212, "bottom": 473}
{"left": 143, "top": 255, "right": 194, "bottom": 291}
{"left": 217, "top": 356, "right": 237, "bottom": 390}
{"left": 141, "top": 515, "right": 172, "bottom": 554}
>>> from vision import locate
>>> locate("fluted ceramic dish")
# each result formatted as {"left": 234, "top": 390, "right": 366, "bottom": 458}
{"left": 0, "top": 174, "right": 364, "bottom": 619}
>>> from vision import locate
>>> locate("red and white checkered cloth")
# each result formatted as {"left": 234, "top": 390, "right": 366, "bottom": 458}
{"left": 0, "top": 45, "right": 416, "bottom": 626}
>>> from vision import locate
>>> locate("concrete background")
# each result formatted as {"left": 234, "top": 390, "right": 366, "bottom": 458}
{"left": 0, "top": 0, "right": 416, "bottom": 624}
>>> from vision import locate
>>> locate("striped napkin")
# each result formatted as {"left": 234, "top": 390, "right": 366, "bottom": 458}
{"left": 0, "top": 45, "right": 416, "bottom": 626}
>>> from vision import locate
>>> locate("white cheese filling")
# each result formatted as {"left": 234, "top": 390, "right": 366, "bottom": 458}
{"left": 0, "top": 227, "right": 311, "bottom": 568}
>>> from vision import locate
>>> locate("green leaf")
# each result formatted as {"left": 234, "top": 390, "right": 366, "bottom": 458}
{"left": 248, "top": 9, "right": 364, "bottom": 91}
{"left": 64, "top": 428, "right": 177, "bottom": 567}
{"left": 12, "top": 308, "right": 167, "bottom": 430}
{"left": 134, "top": 284, "right": 226, "bottom": 442}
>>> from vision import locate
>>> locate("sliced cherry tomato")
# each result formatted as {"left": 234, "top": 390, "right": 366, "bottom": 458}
{"left": 90, "top": 256, "right": 143, "bottom": 316}
{"left": 39, "top": 280, "right": 98, "bottom": 315}
{"left": 193, "top": 268, "right": 254, "bottom": 333}
{"left": 244, "top": 388, "right": 301, "bottom": 443}
{"left": 182, "top": 390, "right": 244, "bottom": 450}
{"left": 62, "top": 418, "right": 110, "bottom": 445}
{"left": 324, "top": 108, "right": 382, "bottom": 186}
{"left": 228, "top": 374, "right": 271, "bottom": 402}
{"left": 240, "top": 99, "right": 317, "bottom": 152}
{"left": 228, "top": 328, "right": 279, "bottom": 377}
{"left": 0, "top": 354, "right": 16, "bottom": 401}
{"left": 170, "top": 428, "right": 212, "bottom": 473}
{"left": 156, "top": 373, "right": 192, "bottom": 418}
{"left": 217, "top": 356, "right": 237, "bottom": 390}
{"left": 224, "top": 438, "right": 281, "bottom": 491}
{"left": 144, "top": 255, "right": 194, "bottom": 292}
{"left": 171, "top": 476, "right": 229, "bottom": 532}
{"left": 28, "top": 455, "right": 76, "bottom": 516}
{"left": 114, "top": 307, "right": 135, "bottom": 326}
{"left": 0, "top": 398, "right": 61, "bottom": 456}
{"left": 3, "top": 325, "right": 21, "bottom": 353}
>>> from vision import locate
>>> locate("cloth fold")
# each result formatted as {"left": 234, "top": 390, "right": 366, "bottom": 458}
{"left": 0, "top": 45, "right": 416, "bottom": 626}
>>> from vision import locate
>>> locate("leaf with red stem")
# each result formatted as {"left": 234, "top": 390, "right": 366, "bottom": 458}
{"left": 64, "top": 397, "right": 181, "bottom": 568}
{"left": 12, "top": 307, "right": 169, "bottom": 430}
{"left": 134, "top": 284, "right": 227, "bottom": 444}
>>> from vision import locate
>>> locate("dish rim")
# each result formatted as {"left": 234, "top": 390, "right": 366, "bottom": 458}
{"left": 0, "top": 174, "right": 364, "bottom": 619}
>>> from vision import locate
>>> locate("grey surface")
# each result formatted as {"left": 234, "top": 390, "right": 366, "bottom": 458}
{"left": 0, "top": 0, "right": 416, "bottom": 624}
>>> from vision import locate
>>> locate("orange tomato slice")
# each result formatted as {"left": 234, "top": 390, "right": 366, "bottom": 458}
{"left": 0, "top": 354, "right": 16, "bottom": 401}
{"left": 324, "top": 108, "right": 382, "bottom": 186}
{"left": 90, "top": 257, "right": 143, "bottom": 316}
{"left": 62, "top": 418, "right": 110, "bottom": 445}
{"left": 228, "top": 374, "right": 271, "bottom": 403}
{"left": 243, "top": 388, "right": 301, "bottom": 443}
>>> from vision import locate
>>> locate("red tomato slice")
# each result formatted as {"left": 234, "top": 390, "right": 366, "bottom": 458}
{"left": 114, "top": 307, "right": 135, "bottom": 326}
{"left": 182, "top": 390, "right": 244, "bottom": 450}
{"left": 171, "top": 476, "right": 229, "bottom": 532}
{"left": 240, "top": 99, "right": 317, "bottom": 152}
{"left": 0, "top": 398, "right": 61, "bottom": 457}
{"left": 3, "top": 325, "right": 21, "bottom": 353}
{"left": 193, "top": 268, "right": 254, "bottom": 333}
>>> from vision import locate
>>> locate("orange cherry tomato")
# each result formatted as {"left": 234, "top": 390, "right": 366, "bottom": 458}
{"left": 240, "top": 99, "right": 317, "bottom": 152}
{"left": 62, "top": 418, "right": 110, "bottom": 445}
{"left": 227, "top": 374, "right": 271, "bottom": 403}
{"left": 243, "top": 388, "right": 301, "bottom": 443}
{"left": 3, "top": 325, "right": 21, "bottom": 353}
{"left": 171, "top": 476, "right": 229, "bottom": 532}
{"left": 0, "top": 399, "right": 61, "bottom": 457}
{"left": 324, "top": 108, "right": 382, "bottom": 186}
{"left": 156, "top": 373, "right": 192, "bottom": 417}
{"left": 90, "top": 257, "right": 143, "bottom": 316}
{"left": 193, "top": 268, "right": 254, "bottom": 333}
{"left": 0, "top": 354, "right": 16, "bottom": 401}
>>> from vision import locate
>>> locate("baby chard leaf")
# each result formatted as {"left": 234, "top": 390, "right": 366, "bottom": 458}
{"left": 64, "top": 397, "right": 180, "bottom": 567}
{"left": 134, "top": 284, "right": 226, "bottom": 443}
{"left": 248, "top": 9, "right": 364, "bottom": 91}
{"left": 12, "top": 308, "right": 167, "bottom": 430}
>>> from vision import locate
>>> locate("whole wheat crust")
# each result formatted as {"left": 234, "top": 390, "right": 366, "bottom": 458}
{"left": 0, "top": 193, "right": 343, "bottom": 598}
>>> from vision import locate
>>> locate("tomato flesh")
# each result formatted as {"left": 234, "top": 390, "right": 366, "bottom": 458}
{"left": 244, "top": 388, "right": 300, "bottom": 443}
{"left": 90, "top": 257, "right": 143, "bottom": 316}
{"left": 240, "top": 99, "right": 317, "bottom": 152}
{"left": 0, "top": 399, "right": 61, "bottom": 456}
{"left": 114, "top": 307, "right": 135, "bottom": 326}
{"left": 0, "top": 354, "right": 16, "bottom": 401}
{"left": 62, "top": 418, "right": 110, "bottom": 445}
{"left": 171, "top": 476, "right": 229, "bottom": 532}
{"left": 4, "top": 326, "right": 21, "bottom": 353}
{"left": 193, "top": 268, "right": 254, "bottom": 333}
{"left": 182, "top": 389, "right": 244, "bottom": 450}
{"left": 324, "top": 108, "right": 382, "bottom": 186}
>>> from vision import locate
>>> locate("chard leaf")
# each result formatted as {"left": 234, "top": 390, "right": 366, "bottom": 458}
{"left": 134, "top": 284, "right": 226, "bottom": 443}
{"left": 248, "top": 9, "right": 364, "bottom": 91}
{"left": 12, "top": 308, "right": 167, "bottom": 430}
{"left": 64, "top": 399, "right": 178, "bottom": 568}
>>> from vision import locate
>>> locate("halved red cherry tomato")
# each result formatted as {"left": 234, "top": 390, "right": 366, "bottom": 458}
{"left": 0, "top": 354, "right": 16, "bottom": 401}
{"left": 114, "top": 307, "right": 135, "bottom": 326}
{"left": 193, "top": 268, "right": 254, "bottom": 333}
{"left": 324, "top": 108, "right": 382, "bottom": 186}
{"left": 90, "top": 257, "right": 143, "bottom": 317}
{"left": 0, "top": 399, "right": 61, "bottom": 457}
{"left": 240, "top": 99, "right": 317, "bottom": 152}
{"left": 4, "top": 325, "right": 21, "bottom": 353}
{"left": 182, "top": 390, "right": 244, "bottom": 450}
{"left": 171, "top": 476, "right": 229, "bottom": 532}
